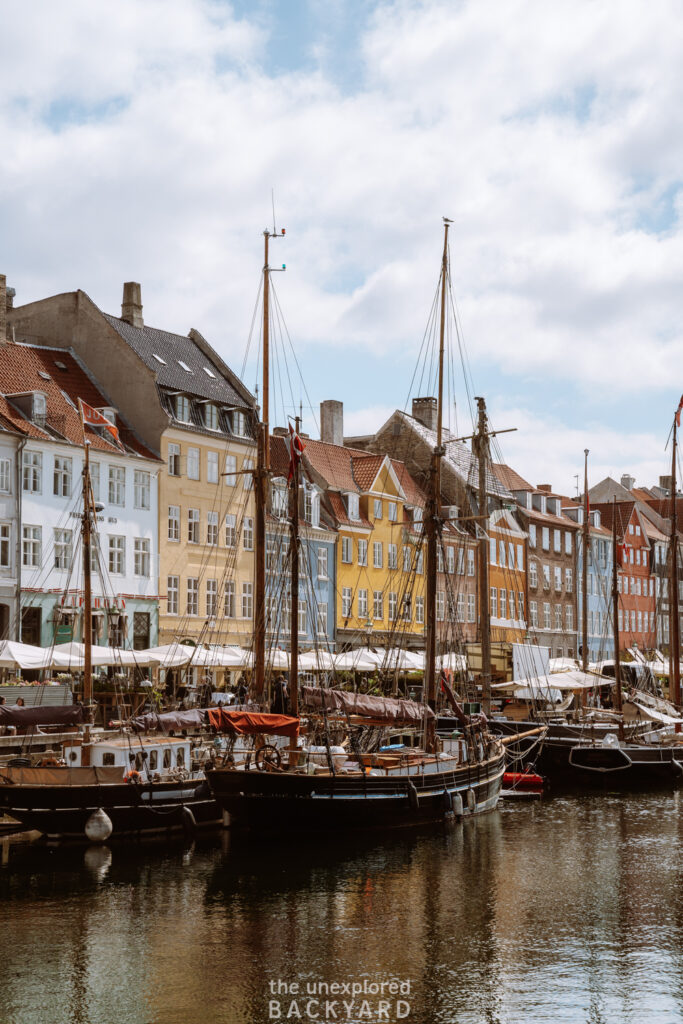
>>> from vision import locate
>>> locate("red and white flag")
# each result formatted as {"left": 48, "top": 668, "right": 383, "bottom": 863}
{"left": 676, "top": 395, "right": 683, "bottom": 428}
{"left": 287, "top": 422, "right": 306, "bottom": 482}
{"left": 78, "top": 398, "right": 122, "bottom": 448}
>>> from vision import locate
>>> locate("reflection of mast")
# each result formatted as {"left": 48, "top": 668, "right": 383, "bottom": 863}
{"left": 424, "top": 220, "right": 449, "bottom": 719}
{"left": 581, "top": 450, "right": 590, "bottom": 709}
{"left": 81, "top": 440, "right": 93, "bottom": 765}
{"left": 670, "top": 414, "right": 680, "bottom": 705}
{"left": 289, "top": 417, "right": 300, "bottom": 717}
{"left": 611, "top": 498, "right": 623, "bottom": 734}
{"left": 474, "top": 398, "right": 491, "bottom": 715}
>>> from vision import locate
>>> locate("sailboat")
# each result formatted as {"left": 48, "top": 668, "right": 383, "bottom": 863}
{"left": 206, "top": 222, "right": 507, "bottom": 831}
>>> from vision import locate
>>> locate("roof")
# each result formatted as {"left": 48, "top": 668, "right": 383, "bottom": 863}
{"left": 592, "top": 500, "right": 638, "bottom": 542}
{"left": 0, "top": 343, "right": 157, "bottom": 458}
{"left": 300, "top": 437, "right": 363, "bottom": 493}
{"left": 391, "top": 459, "right": 426, "bottom": 508}
{"left": 350, "top": 454, "right": 386, "bottom": 491}
{"left": 588, "top": 476, "right": 634, "bottom": 504}
{"left": 492, "top": 462, "right": 534, "bottom": 493}
{"left": 103, "top": 313, "right": 253, "bottom": 408}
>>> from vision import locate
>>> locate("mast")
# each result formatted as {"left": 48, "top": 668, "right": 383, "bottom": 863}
{"left": 81, "top": 441, "right": 93, "bottom": 765}
{"left": 611, "top": 497, "right": 623, "bottom": 730}
{"left": 581, "top": 449, "right": 590, "bottom": 678}
{"left": 289, "top": 416, "right": 300, "bottom": 718}
{"left": 424, "top": 219, "right": 449, "bottom": 721}
{"left": 254, "top": 229, "right": 273, "bottom": 703}
{"left": 670, "top": 416, "right": 680, "bottom": 705}
{"left": 475, "top": 397, "right": 491, "bottom": 715}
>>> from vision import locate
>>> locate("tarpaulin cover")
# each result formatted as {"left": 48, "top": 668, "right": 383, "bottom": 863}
{"left": 0, "top": 705, "right": 87, "bottom": 727}
{"left": 130, "top": 709, "right": 206, "bottom": 733}
{"left": 0, "top": 765, "right": 125, "bottom": 786}
{"left": 207, "top": 709, "right": 299, "bottom": 738}
{"left": 301, "top": 687, "right": 435, "bottom": 725}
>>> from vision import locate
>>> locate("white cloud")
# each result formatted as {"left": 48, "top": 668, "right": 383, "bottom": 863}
{"left": 2, "top": 0, "right": 683, "bottom": 485}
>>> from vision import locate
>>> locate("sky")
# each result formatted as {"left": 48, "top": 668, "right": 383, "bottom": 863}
{"left": 2, "top": 0, "right": 683, "bottom": 496}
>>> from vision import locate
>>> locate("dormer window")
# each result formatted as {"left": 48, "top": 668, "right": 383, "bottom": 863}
{"left": 33, "top": 392, "right": 47, "bottom": 424}
{"left": 232, "top": 411, "right": 248, "bottom": 437}
{"left": 346, "top": 493, "right": 360, "bottom": 521}
{"left": 175, "top": 396, "right": 191, "bottom": 422}
{"left": 204, "top": 403, "right": 220, "bottom": 431}
{"left": 413, "top": 507, "right": 423, "bottom": 524}
{"left": 272, "top": 481, "right": 288, "bottom": 519}
{"left": 98, "top": 407, "right": 117, "bottom": 425}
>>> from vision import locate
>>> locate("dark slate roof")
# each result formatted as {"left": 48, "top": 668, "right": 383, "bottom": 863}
{"left": 102, "top": 314, "right": 253, "bottom": 407}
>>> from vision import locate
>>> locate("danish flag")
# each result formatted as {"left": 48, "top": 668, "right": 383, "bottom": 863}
{"left": 78, "top": 398, "right": 122, "bottom": 449}
{"left": 287, "top": 422, "right": 305, "bottom": 482}
{"left": 676, "top": 395, "right": 683, "bottom": 428}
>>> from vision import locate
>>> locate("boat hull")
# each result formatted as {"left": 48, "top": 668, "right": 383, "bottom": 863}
{"left": 0, "top": 778, "right": 221, "bottom": 839}
{"left": 206, "top": 752, "right": 505, "bottom": 832}
{"left": 536, "top": 738, "right": 683, "bottom": 788}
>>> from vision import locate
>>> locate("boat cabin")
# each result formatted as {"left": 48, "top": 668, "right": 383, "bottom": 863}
{"left": 63, "top": 736, "right": 192, "bottom": 771}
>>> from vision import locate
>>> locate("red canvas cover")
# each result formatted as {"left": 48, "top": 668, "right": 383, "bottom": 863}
{"left": 207, "top": 709, "right": 299, "bottom": 738}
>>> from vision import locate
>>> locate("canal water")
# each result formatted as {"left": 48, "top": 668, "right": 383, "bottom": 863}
{"left": 2, "top": 791, "right": 683, "bottom": 1024}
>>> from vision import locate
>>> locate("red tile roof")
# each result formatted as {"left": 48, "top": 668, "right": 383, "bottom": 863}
{"left": 327, "top": 491, "right": 372, "bottom": 529}
{"left": 392, "top": 460, "right": 426, "bottom": 508}
{"left": 350, "top": 453, "right": 385, "bottom": 491}
{"left": 0, "top": 343, "right": 157, "bottom": 459}
{"left": 492, "top": 462, "right": 534, "bottom": 492}
{"left": 592, "top": 501, "right": 638, "bottom": 542}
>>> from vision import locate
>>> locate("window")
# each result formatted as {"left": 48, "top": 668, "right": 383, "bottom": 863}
{"left": 225, "top": 513, "right": 236, "bottom": 547}
{"left": 358, "top": 539, "right": 368, "bottom": 566}
{"left": 373, "top": 591, "right": 383, "bottom": 620}
{"left": 0, "top": 523, "right": 10, "bottom": 568}
{"left": 542, "top": 527, "right": 550, "bottom": 551}
{"left": 109, "top": 466, "right": 125, "bottom": 506}
{"left": 617, "top": 608, "right": 623, "bottom": 632}
{"left": 207, "top": 511, "right": 218, "bottom": 546}
{"left": 416, "top": 550, "right": 423, "bottom": 574}
{"left": 490, "top": 588, "right": 497, "bottom": 617}
{"left": 453, "top": 548, "right": 461, "bottom": 575}
{"left": 206, "top": 579, "right": 217, "bottom": 618}
{"left": 413, "top": 507, "right": 423, "bottom": 525}
{"left": 347, "top": 493, "right": 360, "bottom": 520}
{"left": 0, "top": 458, "right": 10, "bottom": 493}
{"left": 108, "top": 535, "right": 125, "bottom": 574}
{"left": 555, "top": 605, "right": 563, "bottom": 630}
{"left": 51, "top": 455, "right": 71, "bottom": 498}
{"left": 175, "top": 395, "right": 191, "bottom": 422}
{"left": 134, "top": 538, "right": 150, "bottom": 576}
{"left": 232, "top": 411, "right": 249, "bottom": 437}
{"left": 341, "top": 587, "right": 353, "bottom": 618}
{"left": 636, "top": 525, "right": 641, "bottom": 537}
{"left": 543, "top": 603, "right": 551, "bottom": 629}
{"left": 88, "top": 461, "right": 100, "bottom": 502}
{"left": 388, "top": 543, "right": 398, "bottom": 570}
{"left": 167, "top": 576, "right": 179, "bottom": 616}
{"left": 543, "top": 564, "right": 551, "bottom": 589}
{"left": 204, "top": 404, "right": 220, "bottom": 431}
{"left": 566, "top": 605, "right": 573, "bottom": 631}
{"left": 224, "top": 581, "right": 235, "bottom": 617}
{"left": 317, "top": 547, "right": 328, "bottom": 579}
{"left": 631, "top": 609, "right": 636, "bottom": 632}
{"left": 272, "top": 482, "right": 288, "bottom": 518}
{"left": 530, "top": 601, "right": 538, "bottom": 627}
{"left": 298, "top": 599, "right": 307, "bottom": 635}
{"left": 54, "top": 528, "right": 72, "bottom": 569}
{"left": 490, "top": 538, "right": 497, "bottom": 564}
{"left": 437, "top": 548, "right": 444, "bottom": 573}
{"left": 134, "top": 470, "right": 150, "bottom": 509}
{"left": 636, "top": 549, "right": 641, "bottom": 565}
{"left": 498, "top": 540, "right": 506, "bottom": 567}
{"left": 388, "top": 502, "right": 397, "bottom": 522}
{"left": 266, "top": 536, "right": 276, "bottom": 571}
{"left": 403, "top": 546, "right": 411, "bottom": 572}
{"left": 565, "top": 568, "right": 573, "bottom": 593}
{"left": 374, "top": 499, "right": 383, "bottom": 520}
{"left": 224, "top": 454, "right": 237, "bottom": 486}
{"left": 373, "top": 542, "right": 383, "bottom": 568}
{"left": 467, "top": 549, "right": 475, "bottom": 576}
{"left": 243, "top": 458, "right": 254, "bottom": 490}
{"left": 243, "top": 517, "right": 253, "bottom": 550}
{"left": 187, "top": 447, "right": 200, "bottom": 481}
{"left": 508, "top": 542, "right": 514, "bottom": 567}
{"left": 553, "top": 529, "right": 561, "bottom": 553}
{"left": 188, "top": 508, "right": 200, "bottom": 544}
{"left": 468, "top": 594, "right": 476, "bottom": 622}
{"left": 554, "top": 566, "right": 562, "bottom": 592}
{"left": 207, "top": 451, "right": 219, "bottom": 484}
{"left": 168, "top": 505, "right": 180, "bottom": 541}
{"left": 341, "top": 537, "right": 352, "bottom": 564}
{"left": 23, "top": 451, "right": 42, "bottom": 493}
{"left": 168, "top": 443, "right": 181, "bottom": 476}
{"left": 389, "top": 592, "right": 398, "bottom": 621}
{"left": 565, "top": 532, "right": 572, "bottom": 555}
{"left": 416, "top": 596, "right": 424, "bottom": 624}
{"left": 317, "top": 604, "right": 328, "bottom": 634}
{"left": 528, "top": 524, "right": 537, "bottom": 548}
{"left": 530, "top": 562, "right": 538, "bottom": 587}
{"left": 499, "top": 589, "right": 506, "bottom": 619}
{"left": 358, "top": 589, "right": 368, "bottom": 618}
{"left": 516, "top": 546, "right": 523, "bottom": 570}
{"left": 518, "top": 592, "right": 524, "bottom": 619}
{"left": 637, "top": 610, "right": 643, "bottom": 633}
{"left": 186, "top": 578, "right": 199, "bottom": 616}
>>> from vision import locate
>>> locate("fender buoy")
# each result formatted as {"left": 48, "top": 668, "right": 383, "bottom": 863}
{"left": 466, "top": 789, "right": 476, "bottom": 812}
{"left": 503, "top": 771, "right": 544, "bottom": 790}
{"left": 124, "top": 770, "right": 142, "bottom": 784}
{"left": 85, "top": 808, "right": 113, "bottom": 842}
{"left": 407, "top": 781, "right": 420, "bottom": 812}
{"left": 442, "top": 789, "right": 453, "bottom": 812}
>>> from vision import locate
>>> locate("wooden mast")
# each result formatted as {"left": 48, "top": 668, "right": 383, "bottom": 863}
{"left": 581, "top": 449, "right": 590, "bottom": 681}
{"left": 81, "top": 440, "right": 93, "bottom": 765}
{"left": 611, "top": 497, "right": 623, "bottom": 730}
{"left": 254, "top": 230, "right": 272, "bottom": 704}
{"left": 424, "top": 219, "right": 449, "bottom": 725}
{"left": 289, "top": 416, "right": 300, "bottom": 718}
{"left": 475, "top": 397, "right": 492, "bottom": 715}
{"left": 670, "top": 415, "right": 680, "bottom": 705}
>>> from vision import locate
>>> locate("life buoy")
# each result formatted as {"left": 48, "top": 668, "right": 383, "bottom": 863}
{"left": 124, "top": 770, "right": 142, "bottom": 784}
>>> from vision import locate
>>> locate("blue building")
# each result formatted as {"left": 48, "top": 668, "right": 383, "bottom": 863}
{"left": 565, "top": 504, "right": 614, "bottom": 662}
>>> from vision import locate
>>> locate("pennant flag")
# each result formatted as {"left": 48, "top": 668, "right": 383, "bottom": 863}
{"left": 287, "top": 422, "right": 306, "bottom": 483}
{"left": 78, "top": 398, "right": 123, "bottom": 448}
{"left": 676, "top": 395, "right": 683, "bottom": 428}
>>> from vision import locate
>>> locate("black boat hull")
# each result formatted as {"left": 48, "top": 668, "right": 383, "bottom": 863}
{"left": 536, "top": 738, "right": 683, "bottom": 788}
{"left": 206, "top": 752, "right": 506, "bottom": 832}
{"left": 0, "top": 778, "right": 221, "bottom": 838}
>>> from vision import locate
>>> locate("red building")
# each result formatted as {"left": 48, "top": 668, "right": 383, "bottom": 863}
{"left": 593, "top": 501, "right": 656, "bottom": 653}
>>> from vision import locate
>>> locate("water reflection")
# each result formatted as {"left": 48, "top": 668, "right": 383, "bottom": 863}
{"left": 1, "top": 795, "right": 683, "bottom": 1023}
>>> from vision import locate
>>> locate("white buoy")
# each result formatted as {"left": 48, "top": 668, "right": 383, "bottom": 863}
{"left": 85, "top": 808, "right": 113, "bottom": 842}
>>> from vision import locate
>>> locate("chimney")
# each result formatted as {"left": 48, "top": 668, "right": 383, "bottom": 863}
{"left": 121, "top": 282, "right": 144, "bottom": 329}
{"left": 320, "top": 400, "right": 343, "bottom": 447}
{"left": 412, "top": 396, "right": 438, "bottom": 432}
{"left": 537, "top": 484, "right": 552, "bottom": 493}
{"left": 621, "top": 473, "right": 635, "bottom": 491}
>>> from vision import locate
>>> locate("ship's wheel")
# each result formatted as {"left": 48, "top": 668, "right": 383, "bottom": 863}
{"left": 254, "top": 744, "right": 282, "bottom": 771}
